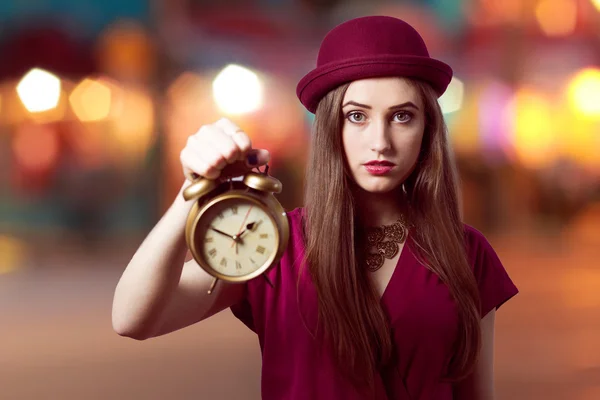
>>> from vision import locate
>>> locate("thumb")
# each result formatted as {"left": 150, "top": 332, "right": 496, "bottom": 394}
{"left": 245, "top": 149, "right": 270, "bottom": 168}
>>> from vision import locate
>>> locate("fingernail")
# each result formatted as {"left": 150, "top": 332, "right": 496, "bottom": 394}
{"left": 247, "top": 153, "right": 258, "bottom": 166}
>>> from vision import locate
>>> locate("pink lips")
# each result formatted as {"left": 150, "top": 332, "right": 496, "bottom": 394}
{"left": 363, "top": 160, "right": 395, "bottom": 175}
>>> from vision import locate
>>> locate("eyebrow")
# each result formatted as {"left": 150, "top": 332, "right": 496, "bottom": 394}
{"left": 342, "top": 100, "right": 420, "bottom": 111}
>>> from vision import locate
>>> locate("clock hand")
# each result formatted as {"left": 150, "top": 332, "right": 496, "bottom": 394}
{"left": 239, "top": 220, "right": 262, "bottom": 238}
{"left": 210, "top": 227, "right": 236, "bottom": 240}
{"left": 232, "top": 206, "right": 253, "bottom": 248}
{"left": 238, "top": 222, "right": 254, "bottom": 239}
{"left": 250, "top": 220, "right": 262, "bottom": 231}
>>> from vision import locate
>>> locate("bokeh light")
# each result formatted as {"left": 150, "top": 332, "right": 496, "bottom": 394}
{"left": 448, "top": 84, "right": 481, "bottom": 154}
{"left": 567, "top": 68, "right": 600, "bottom": 117}
{"left": 212, "top": 64, "right": 264, "bottom": 115}
{"left": 480, "top": 0, "right": 524, "bottom": 24}
{"left": 16, "top": 68, "right": 61, "bottom": 113}
{"left": 439, "top": 77, "right": 465, "bottom": 114}
{"left": 12, "top": 123, "right": 60, "bottom": 171}
{"left": 478, "top": 80, "right": 514, "bottom": 154}
{"left": 554, "top": 107, "right": 600, "bottom": 168}
{"left": 109, "top": 86, "right": 155, "bottom": 163}
{"left": 511, "top": 88, "right": 558, "bottom": 168}
{"left": 535, "top": 0, "right": 577, "bottom": 37}
{"left": 0, "top": 235, "right": 26, "bottom": 275}
{"left": 69, "top": 78, "right": 112, "bottom": 122}
{"left": 167, "top": 72, "right": 218, "bottom": 131}
{"left": 97, "top": 20, "right": 155, "bottom": 81}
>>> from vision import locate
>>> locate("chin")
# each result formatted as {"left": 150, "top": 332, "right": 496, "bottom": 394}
{"left": 354, "top": 177, "right": 403, "bottom": 194}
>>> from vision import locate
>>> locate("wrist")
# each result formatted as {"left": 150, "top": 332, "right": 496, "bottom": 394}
{"left": 169, "top": 180, "right": 196, "bottom": 216}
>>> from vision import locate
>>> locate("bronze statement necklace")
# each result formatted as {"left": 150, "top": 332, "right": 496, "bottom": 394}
{"left": 363, "top": 216, "right": 408, "bottom": 272}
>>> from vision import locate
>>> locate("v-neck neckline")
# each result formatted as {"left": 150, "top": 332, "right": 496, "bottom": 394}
{"left": 380, "top": 235, "right": 411, "bottom": 305}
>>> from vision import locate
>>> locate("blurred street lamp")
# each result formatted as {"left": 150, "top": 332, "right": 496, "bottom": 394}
{"left": 439, "top": 77, "right": 464, "bottom": 114}
{"left": 511, "top": 88, "right": 558, "bottom": 168}
{"left": 212, "top": 64, "right": 263, "bottom": 115}
{"left": 16, "top": 68, "right": 61, "bottom": 113}
{"left": 535, "top": 0, "right": 577, "bottom": 37}
{"left": 567, "top": 68, "right": 600, "bottom": 117}
{"left": 109, "top": 86, "right": 155, "bottom": 165}
{"left": 69, "top": 78, "right": 112, "bottom": 122}
{"left": 96, "top": 20, "right": 155, "bottom": 82}
{"left": 12, "top": 123, "right": 60, "bottom": 172}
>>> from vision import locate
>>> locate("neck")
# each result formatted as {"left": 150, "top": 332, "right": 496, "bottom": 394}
{"left": 353, "top": 185, "right": 408, "bottom": 228}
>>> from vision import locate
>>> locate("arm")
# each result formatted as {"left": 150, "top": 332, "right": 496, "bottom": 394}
{"left": 453, "top": 309, "right": 496, "bottom": 400}
{"left": 112, "top": 118, "right": 269, "bottom": 340}
{"left": 111, "top": 183, "right": 245, "bottom": 340}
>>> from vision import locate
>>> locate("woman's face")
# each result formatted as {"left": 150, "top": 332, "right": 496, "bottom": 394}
{"left": 341, "top": 77, "right": 425, "bottom": 193}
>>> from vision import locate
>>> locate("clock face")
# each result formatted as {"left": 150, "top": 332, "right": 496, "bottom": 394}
{"left": 195, "top": 196, "right": 279, "bottom": 278}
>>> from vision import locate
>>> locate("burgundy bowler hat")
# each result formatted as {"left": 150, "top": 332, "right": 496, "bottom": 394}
{"left": 296, "top": 16, "right": 453, "bottom": 113}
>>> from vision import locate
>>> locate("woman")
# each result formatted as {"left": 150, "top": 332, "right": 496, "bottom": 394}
{"left": 112, "top": 16, "right": 518, "bottom": 399}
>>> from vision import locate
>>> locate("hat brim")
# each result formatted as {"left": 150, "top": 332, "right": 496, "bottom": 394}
{"left": 297, "top": 54, "right": 453, "bottom": 113}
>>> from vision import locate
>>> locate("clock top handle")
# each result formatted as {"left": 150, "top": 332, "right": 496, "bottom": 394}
{"left": 243, "top": 172, "right": 282, "bottom": 194}
{"left": 182, "top": 164, "right": 282, "bottom": 201}
{"left": 182, "top": 178, "right": 218, "bottom": 202}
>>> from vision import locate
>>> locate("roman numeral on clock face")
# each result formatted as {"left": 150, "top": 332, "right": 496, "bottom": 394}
{"left": 259, "top": 234, "right": 268, "bottom": 239}
{"left": 208, "top": 248, "right": 217, "bottom": 258}
{"left": 235, "top": 261, "right": 242, "bottom": 270}
{"left": 231, "top": 206, "right": 238, "bottom": 215}
{"left": 256, "top": 245, "right": 266, "bottom": 254}
{"left": 220, "top": 258, "right": 227, "bottom": 267}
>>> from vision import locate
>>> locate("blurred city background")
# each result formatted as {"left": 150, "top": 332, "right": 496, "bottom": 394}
{"left": 1, "top": 0, "right": 599, "bottom": 399}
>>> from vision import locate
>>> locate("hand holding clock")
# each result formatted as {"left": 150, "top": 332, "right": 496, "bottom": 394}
{"left": 180, "top": 118, "right": 270, "bottom": 182}
{"left": 180, "top": 118, "right": 289, "bottom": 286}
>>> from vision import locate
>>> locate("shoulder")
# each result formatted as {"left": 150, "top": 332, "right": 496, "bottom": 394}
{"left": 461, "top": 223, "right": 519, "bottom": 316}
{"left": 462, "top": 223, "right": 491, "bottom": 248}
{"left": 461, "top": 223, "right": 501, "bottom": 272}
{"left": 462, "top": 224, "right": 496, "bottom": 261}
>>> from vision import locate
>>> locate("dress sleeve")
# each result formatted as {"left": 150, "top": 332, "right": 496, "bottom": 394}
{"left": 465, "top": 225, "right": 519, "bottom": 317}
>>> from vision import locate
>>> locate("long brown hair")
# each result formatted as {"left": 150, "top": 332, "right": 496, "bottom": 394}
{"left": 302, "top": 79, "right": 481, "bottom": 389}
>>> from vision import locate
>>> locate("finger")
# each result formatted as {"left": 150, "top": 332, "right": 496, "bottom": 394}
{"left": 215, "top": 118, "right": 252, "bottom": 158}
{"left": 181, "top": 149, "right": 210, "bottom": 180}
{"left": 204, "top": 130, "right": 241, "bottom": 165}
{"left": 245, "top": 148, "right": 270, "bottom": 168}
{"left": 180, "top": 147, "right": 220, "bottom": 180}
{"left": 190, "top": 134, "right": 228, "bottom": 171}
{"left": 214, "top": 117, "right": 242, "bottom": 136}
{"left": 230, "top": 132, "right": 252, "bottom": 161}
{"left": 183, "top": 168, "right": 199, "bottom": 182}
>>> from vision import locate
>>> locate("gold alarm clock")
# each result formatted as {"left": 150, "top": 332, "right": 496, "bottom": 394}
{"left": 182, "top": 166, "right": 289, "bottom": 294}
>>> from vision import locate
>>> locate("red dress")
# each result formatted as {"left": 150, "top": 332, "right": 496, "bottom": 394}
{"left": 231, "top": 208, "right": 519, "bottom": 399}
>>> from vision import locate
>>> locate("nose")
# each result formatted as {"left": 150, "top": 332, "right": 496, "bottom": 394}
{"left": 369, "top": 120, "right": 392, "bottom": 154}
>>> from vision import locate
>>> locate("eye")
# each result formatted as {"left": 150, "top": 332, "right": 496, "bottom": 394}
{"left": 347, "top": 111, "right": 366, "bottom": 123}
{"left": 393, "top": 111, "right": 413, "bottom": 123}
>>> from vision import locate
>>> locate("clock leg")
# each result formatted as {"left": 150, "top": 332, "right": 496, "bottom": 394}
{"left": 207, "top": 277, "right": 219, "bottom": 295}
